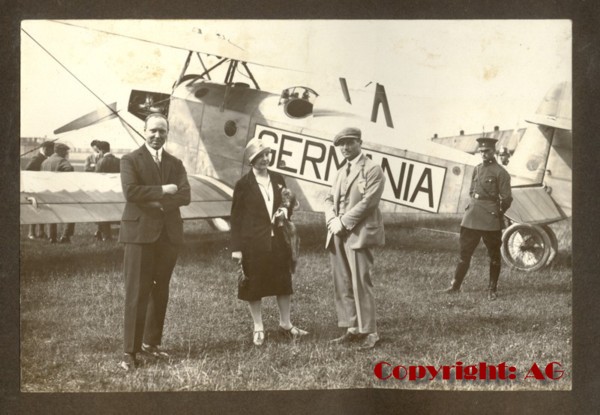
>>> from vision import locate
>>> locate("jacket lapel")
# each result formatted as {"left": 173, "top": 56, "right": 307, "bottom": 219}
{"left": 343, "top": 154, "right": 366, "bottom": 195}
{"left": 161, "top": 151, "right": 173, "bottom": 184}
{"left": 248, "top": 170, "right": 271, "bottom": 220}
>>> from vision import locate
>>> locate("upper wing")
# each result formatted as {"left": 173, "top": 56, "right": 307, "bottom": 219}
{"left": 50, "top": 20, "right": 304, "bottom": 72}
{"left": 20, "top": 171, "right": 232, "bottom": 225}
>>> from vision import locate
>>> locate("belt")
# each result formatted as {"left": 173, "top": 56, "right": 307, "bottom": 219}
{"left": 472, "top": 193, "right": 498, "bottom": 202}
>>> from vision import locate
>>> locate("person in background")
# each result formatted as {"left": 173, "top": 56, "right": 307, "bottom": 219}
{"left": 230, "top": 138, "right": 308, "bottom": 347}
{"left": 40, "top": 143, "right": 75, "bottom": 243}
{"left": 25, "top": 141, "right": 54, "bottom": 240}
{"left": 94, "top": 140, "right": 120, "bottom": 241}
{"left": 84, "top": 139, "right": 101, "bottom": 172}
{"left": 324, "top": 127, "right": 386, "bottom": 350}
{"left": 498, "top": 146, "right": 511, "bottom": 166}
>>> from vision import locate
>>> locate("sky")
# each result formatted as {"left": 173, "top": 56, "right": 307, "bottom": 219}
{"left": 20, "top": 20, "right": 571, "bottom": 150}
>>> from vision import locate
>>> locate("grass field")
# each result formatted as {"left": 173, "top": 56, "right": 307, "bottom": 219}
{"left": 20, "top": 214, "right": 572, "bottom": 392}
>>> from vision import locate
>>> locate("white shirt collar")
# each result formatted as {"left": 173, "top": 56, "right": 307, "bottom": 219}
{"left": 347, "top": 152, "right": 362, "bottom": 164}
{"left": 145, "top": 143, "right": 163, "bottom": 159}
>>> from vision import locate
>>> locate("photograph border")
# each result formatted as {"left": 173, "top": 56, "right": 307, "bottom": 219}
{"left": 3, "top": 1, "right": 599, "bottom": 413}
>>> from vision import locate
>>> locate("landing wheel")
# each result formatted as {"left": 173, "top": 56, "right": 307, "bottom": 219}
{"left": 541, "top": 224, "right": 559, "bottom": 265}
{"left": 501, "top": 223, "right": 552, "bottom": 272}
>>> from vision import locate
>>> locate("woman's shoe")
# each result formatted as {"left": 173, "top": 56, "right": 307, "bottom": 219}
{"left": 253, "top": 330, "right": 265, "bottom": 346}
{"left": 279, "top": 326, "right": 308, "bottom": 338}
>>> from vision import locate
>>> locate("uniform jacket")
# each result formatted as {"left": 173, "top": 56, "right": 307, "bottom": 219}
{"left": 40, "top": 154, "right": 74, "bottom": 172}
{"left": 25, "top": 152, "right": 48, "bottom": 171}
{"left": 118, "top": 145, "right": 191, "bottom": 244}
{"left": 324, "top": 153, "right": 385, "bottom": 250}
{"left": 461, "top": 158, "right": 512, "bottom": 231}
{"left": 95, "top": 153, "right": 121, "bottom": 173}
{"left": 230, "top": 170, "right": 287, "bottom": 253}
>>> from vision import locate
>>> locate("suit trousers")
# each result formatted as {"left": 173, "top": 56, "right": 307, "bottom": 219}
{"left": 123, "top": 227, "right": 179, "bottom": 353}
{"left": 329, "top": 233, "right": 377, "bottom": 334}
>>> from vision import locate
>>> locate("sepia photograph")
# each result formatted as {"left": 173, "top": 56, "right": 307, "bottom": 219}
{"left": 18, "top": 18, "right": 573, "bottom": 398}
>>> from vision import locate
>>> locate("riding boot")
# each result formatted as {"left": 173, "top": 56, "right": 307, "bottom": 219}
{"left": 442, "top": 261, "right": 469, "bottom": 293}
{"left": 488, "top": 261, "right": 501, "bottom": 300}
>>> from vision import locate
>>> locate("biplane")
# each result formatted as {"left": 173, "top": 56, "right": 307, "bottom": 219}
{"left": 20, "top": 21, "right": 570, "bottom": 272}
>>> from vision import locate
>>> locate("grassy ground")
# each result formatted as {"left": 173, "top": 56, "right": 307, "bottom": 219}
{"left": 20, "top": 214, "right": 571, "bottom": 392}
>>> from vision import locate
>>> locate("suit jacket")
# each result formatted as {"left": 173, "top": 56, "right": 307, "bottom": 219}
{"left": 118, "top": 145, "right": 191, "bottom": 244}
{"left": 461, "top": 159, "right": 512, "bottom": 231}
{"left": 325, "top": 153, "right": 385, "bottom": 250}
{"left": 95, "top": 153, "right": 121, "bottom": 173}
{"left": 84, "top": 153, "right": 100, "bottom": 172}
{"left": 40, "top": 154, "right": 74, "bottom": 172}
{"left": 230, "top": 169, "right": 287, "bottom": 253}
{"left": 25, "top": 152, "right": 48, "bottom": 171}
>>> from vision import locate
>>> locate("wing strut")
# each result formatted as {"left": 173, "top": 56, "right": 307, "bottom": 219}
{"left": 241, "top": 62, "right": 260, "bottom": 90}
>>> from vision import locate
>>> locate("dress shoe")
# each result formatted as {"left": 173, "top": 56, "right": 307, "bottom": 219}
{"left": 118, "top": 353, "right": 137, "bottom": 371}
{"left": 59, "top": 236, "right": 71, "bottom": 244}
{"left": 253, "top": 330, "right": 265, "bottom": 346}
{"left": 141, "top": 343, "right": 170, "bottom": 358}
{"left": 440, "top": 286, "right": 460, "bottom": 294}
{"left": 329, "top": 331, "right": 365, "bottom": 344}
{"left": 27, "top": 234, "right": 35, "bottom": 240}
{"left": 358, "top": 333, "right": 380, "bottom": 350}
{"left": 94, "top": 230, "right": 102, "bottom": 240}
{"left": 279, "top": 325, "right": 308, "bottom": 339}
{"left": 49, "top": 238, "right": 58, "bottom": 244}
{"left": 488, "top": 290, "right": 498, "bottom": 301}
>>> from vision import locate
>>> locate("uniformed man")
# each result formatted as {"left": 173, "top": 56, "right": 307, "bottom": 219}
{"left": 442, "top": 137, "right": 512, "bottom": 300}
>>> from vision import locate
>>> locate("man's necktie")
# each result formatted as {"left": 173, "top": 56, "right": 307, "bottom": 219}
{"left": 154, "top": 151, "right": 161, "bottom": 169}
{"left": 346, "top": 162, "right": 351, "bottom": 176}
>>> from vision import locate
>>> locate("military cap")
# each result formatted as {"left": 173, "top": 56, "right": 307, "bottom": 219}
{"left": 333, "top": 127, "right": 362, "bottom": 146}
{"left": 476, "top": 137, "right": 498, "bottom": 150}
{"left": 244, "top": 138, "right": 271, "bottom": 164}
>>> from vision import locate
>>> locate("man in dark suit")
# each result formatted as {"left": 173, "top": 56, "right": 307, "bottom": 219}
{"left": 118, "top": 113, "right": 191, "bottom": 371}
{"left": 25, "top": 141, "right": 54, "bottom": 239}
{"left": 40, "top": 143, "right": 75, "bottom": 243}
{"left": 325, "top": 127, "right": 386, "bottom": 350}
{"left": 95, "top": 140, "right": 120, "bottom": 241}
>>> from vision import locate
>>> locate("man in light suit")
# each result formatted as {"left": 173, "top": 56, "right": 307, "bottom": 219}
{"left": 325, "top": 127, "right": 386, "bottom": 350}
{"left": 118, "top": 113, "right": 191, "bottom": 370}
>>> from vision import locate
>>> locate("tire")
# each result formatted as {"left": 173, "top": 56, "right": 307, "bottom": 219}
{"left": 501, "top": 223, "right": 552, "bottom": 272}
{"left": 541, "top": 224, "right": 559, "bottom": 265}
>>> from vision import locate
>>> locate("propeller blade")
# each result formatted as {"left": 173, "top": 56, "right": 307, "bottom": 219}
{"left": 53, "top": 102, "right": 119, "bottom": 134}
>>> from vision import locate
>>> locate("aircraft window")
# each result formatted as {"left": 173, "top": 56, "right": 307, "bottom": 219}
{"left": 195, "top": 88, "right": 209, "bottom": 99}
{"left": 224, "top": 120, "right": 237, "bottom": 137}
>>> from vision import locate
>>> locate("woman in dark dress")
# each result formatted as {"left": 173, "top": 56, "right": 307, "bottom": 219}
{"left": 230, "top": 138, "right": 308, "bottom": 346}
